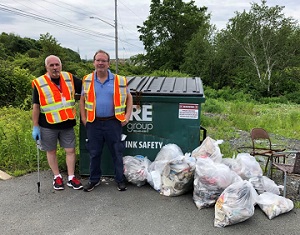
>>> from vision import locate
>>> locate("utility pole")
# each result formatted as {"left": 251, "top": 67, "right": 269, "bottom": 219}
{"left": 90, "top": 0, "right": 118, "bottom": 73}
{"left": 115, "top": 0, "right": 118, "bottom": 74}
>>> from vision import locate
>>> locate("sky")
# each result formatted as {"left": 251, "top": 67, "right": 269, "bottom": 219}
{"left": 0, "top": 0, "right": 299, "bottom": 60}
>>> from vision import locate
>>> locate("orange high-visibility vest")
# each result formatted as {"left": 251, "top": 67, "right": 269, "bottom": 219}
{"left": 32, "top": 72, "right": 76, "bottom": 124}
{"left": 82, "top": 72, "right": 127, "bottom": 122}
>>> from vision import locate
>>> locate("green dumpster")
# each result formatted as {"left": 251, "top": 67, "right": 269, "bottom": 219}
{"left": 79, "top": 76, "right": 206, "bottom": 176}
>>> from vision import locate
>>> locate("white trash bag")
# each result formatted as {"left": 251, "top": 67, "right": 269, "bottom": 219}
{"left": 160, "top": 153, "right": 196, "bottom": 196}
{"left": 256, "top": 192, "right": 294, "bottom": 219}
{"left": 214, "top": 180, "right": 258, "bottom": 228}
{"left": 191, "top": 136, "right": 223, "bottom": 163}
{"left": 155, "top": 143, "right": 183, "bottom": 162}
{"left": 193, "top": 157, "right": 242, "bottom": 209}
{"left": 147, "top": 144, "right": 184, "bottom": 191}
{"left": 249, "top": 175, "right": 283, "bottom": 195}
{"left": 262, "top": 176, "right": 283, "bottom": 195}
{"left": 123, "top": 155, "right": 152, "bottom": 187}
{"left": 249, "top": 176, "right": 265, "bottom": 194}
{"left": 222, "top": 157, "right": 242, "bottom": 175}
{"left": 235, "top": 153, "right": 263, "bottom": 179}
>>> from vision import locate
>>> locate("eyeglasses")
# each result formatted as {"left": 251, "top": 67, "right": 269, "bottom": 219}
{"left": 95, "top": 59, "right": 109, "bottom": 63}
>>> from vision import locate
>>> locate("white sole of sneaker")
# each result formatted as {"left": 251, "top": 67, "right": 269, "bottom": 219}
{"left": 53, "top": 186, "right": 64, "bottom": 190}
{"left": 67, "top": 183, "right": 83, "bottom": 190}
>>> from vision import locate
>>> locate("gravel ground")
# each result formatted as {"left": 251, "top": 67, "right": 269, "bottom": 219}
{"left": 228, "top": 129, "right": 300, "bottom": 203}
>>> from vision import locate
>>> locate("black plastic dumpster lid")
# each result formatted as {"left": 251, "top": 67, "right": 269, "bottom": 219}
{"left": 127, "top": 76, "right": 204, "bottom": 96}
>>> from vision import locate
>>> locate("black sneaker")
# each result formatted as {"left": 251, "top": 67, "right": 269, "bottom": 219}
{"left": 53, "top": 176, "right": 64, "bottom": 190}
{"left": 67, "top": 177, "right": 83, "bottom": 190}
{"left": 117, "top": 182, "right": 127, "bottom": 191}
{"left": 83, "top": 181, "right": 100, "bottom": 192}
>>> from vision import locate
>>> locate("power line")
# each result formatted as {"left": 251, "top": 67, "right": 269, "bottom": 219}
{"left": 43, "top": 0, "right": 144, "bottom": 50}
{"left": 53, "top": 0, "right": 114, "bottom": 24}
{"left": 0, "top": 1, "right": 145, "bottom": 58}
{"left": 0, "top": 4, "right": 114, "bottom": 40}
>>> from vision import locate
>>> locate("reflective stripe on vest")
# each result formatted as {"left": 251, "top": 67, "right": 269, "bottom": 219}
{"left": 32, "top": 72, "right": 76, "bottom": 124}
{"left": 82, "top": 73, "right": 94, "bottom": 124}
{"left": 83, "top": 72, "right": 127, "bottom": 122}
{"left": 114, "top": 75, "right": 127, "bottom": 120}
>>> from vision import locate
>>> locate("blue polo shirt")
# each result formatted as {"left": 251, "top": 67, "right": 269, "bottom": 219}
{"left": 94, "top": 69, "right": 115, "bottom": 117}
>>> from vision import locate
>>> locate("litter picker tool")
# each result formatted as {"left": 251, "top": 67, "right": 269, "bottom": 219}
{"left": 36, "top": 137, "right": 41, "bottom": 193}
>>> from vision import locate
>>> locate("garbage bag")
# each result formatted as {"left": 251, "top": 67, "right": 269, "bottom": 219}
{"left": 160, "top": 153, "right": 196, "bottom": 196}
{"left": 155, "top": 143, "right": 183, "bottom": 162}
{"left": 193, "top": 156, "right": 242, "bottom": 209}
{"left": 249, "top": 176, "right": 283, "bottom": 195}
{"left": 222, "top": 157, "right": 242, "bottom": 174}
{"left": 123, "top": 155, "right": 151, "bottom": 187}
{"left": 214, "top": 180, "right": 258, "bottom": 227}
{"left": 191, "top": 136, "right": 223, "bottom": 163}
{"left": 147, "top": 144, "right": 184, "bottom": 191}
{"left": 249, "top": 176, "right": 265, "bottom": 194}
{"left": 256, "top": 192, "right": 294, "bottom": 219}
{"left": 235, "top": 153, "right": 263, "bottom": 179}
{"left": 261, "top": 176, "right": 283, "bottom": 195}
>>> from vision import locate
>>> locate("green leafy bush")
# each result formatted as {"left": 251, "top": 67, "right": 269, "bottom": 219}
{"left": 202, "top": 99, "right": 224, "bottom": 113}
{"left": 0, "top": 61, "right": 33, "bottom": 108}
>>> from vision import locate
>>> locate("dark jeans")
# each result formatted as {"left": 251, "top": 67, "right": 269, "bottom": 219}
{"left": 86, "top": 119, "right": 125, "bottom": 183}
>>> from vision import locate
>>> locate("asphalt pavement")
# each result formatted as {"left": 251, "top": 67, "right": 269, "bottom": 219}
{"left": 0, "top": 170, "right": 299, "bottom": 235}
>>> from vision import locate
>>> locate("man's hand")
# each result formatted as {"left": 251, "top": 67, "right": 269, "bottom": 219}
{"left": 32, "top": 126, "right": 41, "bottom": 140}
{"left": 121, "top": 120, "right": 128, "bottom": 126}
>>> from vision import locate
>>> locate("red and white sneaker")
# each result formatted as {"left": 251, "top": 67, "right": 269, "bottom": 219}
{"left": 53, "top": 176, "right": 64, "bottom": 190}
{"left": 67, "top": 177, "right": 83, "bottom": 190}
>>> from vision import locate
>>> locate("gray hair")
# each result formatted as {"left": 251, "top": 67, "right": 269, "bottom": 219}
{"left": 45, "top": 55, "right": 62, "bottom": 66}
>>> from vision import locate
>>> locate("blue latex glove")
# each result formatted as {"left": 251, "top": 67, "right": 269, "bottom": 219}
{"left": 32, "top": 126, "right": 41, "bottom": 141}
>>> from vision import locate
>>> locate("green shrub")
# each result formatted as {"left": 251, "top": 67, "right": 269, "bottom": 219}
{"left": 285, "top": 91, "right": 300, "bottom": 104}
{"left": 0, "top": 62, "right": 33, "bottom": 108}
{"left": 202, "top": 99, "right": 225, "bottom": 113}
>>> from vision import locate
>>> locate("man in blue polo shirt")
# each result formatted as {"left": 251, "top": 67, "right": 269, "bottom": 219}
{"left": 80, "top": 49, "right": 133, "bottom": 192}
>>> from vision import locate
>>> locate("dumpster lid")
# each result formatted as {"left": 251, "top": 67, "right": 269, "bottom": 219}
{"left": 127, "top": 76, "right": 204, "bottom": 96}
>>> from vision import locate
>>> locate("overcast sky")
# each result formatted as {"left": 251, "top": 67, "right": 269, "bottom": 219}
{"left": 0, "top": 0, "right": 299, "bottom": 60}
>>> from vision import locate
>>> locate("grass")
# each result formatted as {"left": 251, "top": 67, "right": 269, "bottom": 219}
{"left": 0, "top": 106, "right": 80, "bottom": 176}
{"left": 201, "top": 99, "right": 300, "bottom": 157}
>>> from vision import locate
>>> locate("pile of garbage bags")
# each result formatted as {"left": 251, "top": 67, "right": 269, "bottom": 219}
{"left": 124, "top": 144, "right": 195, "bottom": 196}
{"left": 123, "top": 136, "right": 294, "bottom": 227}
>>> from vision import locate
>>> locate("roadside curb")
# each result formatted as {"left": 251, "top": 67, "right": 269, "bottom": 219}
{"left": 0, "top": 170, "right": 13, "bottom": 180}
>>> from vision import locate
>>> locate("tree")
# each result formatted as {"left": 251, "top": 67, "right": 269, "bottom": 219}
{"left": 224, "top": 0, "right": 300, "bottom": 94}
{"left": 35, "top": 33, "right": 81, "bottom": 76}
{"left": 0, "top": 32, "right": 40, "bottom": 58}
{"left": 137, "top": 0, "right": 210, "bottom": 71}
{"left": 39, "top": 33, "right": 63, "bottom": 57}
{"left": 180, "top": 25, "right": 215, "bottom": 80}
{"left": 0, "top": 43, "right": 6, "bottom": 59}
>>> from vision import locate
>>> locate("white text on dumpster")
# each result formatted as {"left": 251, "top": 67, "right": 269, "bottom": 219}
{"left": 127, "top": 105, "right": 153, "bottom": 133}
{"left": 130, "top": 105, "right": 152, "bottom": 121}
{"left": 125, "top": 141, "right": 163, "bottom": 149}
